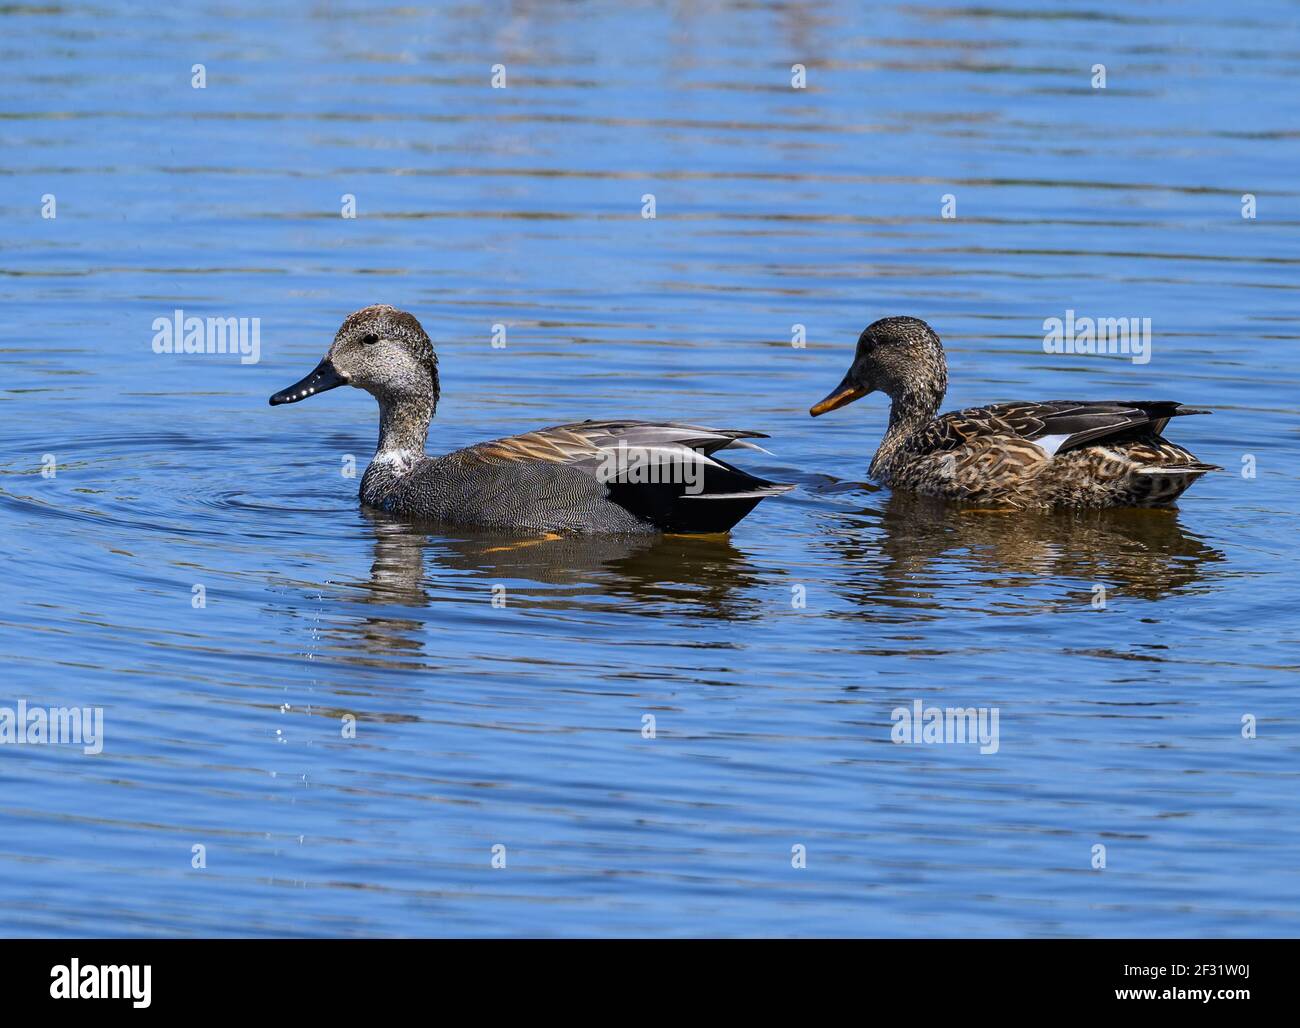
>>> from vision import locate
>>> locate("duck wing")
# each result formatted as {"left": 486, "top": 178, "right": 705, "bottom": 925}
{"left": 468, "top": 419, "right": 774, "bottom": 470}
{"left": 920, "top": 401, "right": 1211, "bottom": 457}
{"left": 460, "top": 420, "right": 793, "bottom": 533}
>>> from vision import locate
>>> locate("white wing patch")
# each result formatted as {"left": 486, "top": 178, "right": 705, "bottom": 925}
{"left": 1033, "top": 433, "right": 1073, "bottom": 458}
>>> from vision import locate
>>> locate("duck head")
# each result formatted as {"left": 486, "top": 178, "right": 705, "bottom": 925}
{"left": 809, "top": 316, "right": 947, "bottom": 420}
{"left": 269, "top": 304, "right": 439, "bottom": 411}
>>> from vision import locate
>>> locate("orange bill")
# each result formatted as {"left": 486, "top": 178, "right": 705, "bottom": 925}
{"left": 809, "top": 381, "right": 867, "bottom": 416}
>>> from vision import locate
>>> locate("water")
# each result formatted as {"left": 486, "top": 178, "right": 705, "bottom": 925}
{"left": 2, "top": 0, "right": 1299, "bottom": 937}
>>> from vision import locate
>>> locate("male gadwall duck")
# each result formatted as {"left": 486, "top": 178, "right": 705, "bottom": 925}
{"left": 271, "top": 305, "right": 792, "bottom": 533}
{"left": 810, "top": 316, "right": 1219, "bottom": 508}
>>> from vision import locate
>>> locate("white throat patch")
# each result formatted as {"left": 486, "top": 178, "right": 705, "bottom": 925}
{"left": 372, "top": 449, "right": 419, "bottom": 474}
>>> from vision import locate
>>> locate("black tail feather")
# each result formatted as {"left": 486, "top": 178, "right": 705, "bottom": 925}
{"left": 606, "top": 459, "right": 792, "bottom": 533}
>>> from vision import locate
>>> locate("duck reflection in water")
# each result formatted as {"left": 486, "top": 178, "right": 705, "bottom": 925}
{"left": 822, "top": 491, "right": 1225, "bottom": 612}
{"left": 346, "top": 511, "right": 773, "bottom": 655}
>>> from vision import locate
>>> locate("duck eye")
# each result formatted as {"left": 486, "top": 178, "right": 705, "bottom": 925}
{"left": 361, "top": 333, "right": 379, "bottom": 345}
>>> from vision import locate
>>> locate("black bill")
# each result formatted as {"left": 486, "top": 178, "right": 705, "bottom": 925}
{"left": 269, "top": 360, "right": 348, "bottom": 406}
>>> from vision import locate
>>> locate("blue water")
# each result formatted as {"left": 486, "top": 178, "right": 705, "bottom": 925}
{"left": 2, "top": 0, "right": 1299, "bottom": 937}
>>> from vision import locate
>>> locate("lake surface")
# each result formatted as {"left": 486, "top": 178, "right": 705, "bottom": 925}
{"left": 2, "top": 0, "right": 1299, "bottom": 937}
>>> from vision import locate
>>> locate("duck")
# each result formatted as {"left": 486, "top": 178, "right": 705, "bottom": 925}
{"left": 809, "top": 316, "right": 1220, "bottom": 508}
{"left": 270, "top": 305, "right": 792, "bottom": 533}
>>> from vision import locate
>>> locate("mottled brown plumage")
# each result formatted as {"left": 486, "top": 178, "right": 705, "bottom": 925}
{"left": 810, "top": 317, "right": 1219, "bottom": 508}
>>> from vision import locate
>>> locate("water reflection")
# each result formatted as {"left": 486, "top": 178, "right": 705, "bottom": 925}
{"left": 345, "top": 512, "right": 771, "bottom": 655}
{"left": 347, "top": 516, "right": 431, "bottom": 659}
{"left": 824, "top": 492, "right": 1225, "bottom": 612}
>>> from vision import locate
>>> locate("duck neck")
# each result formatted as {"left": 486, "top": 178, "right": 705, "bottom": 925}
{"left": 873, "top": 385, "right": 943, "bottom": 473}
{"left": 375, "top": 393, "right": 433, "bottom": 461}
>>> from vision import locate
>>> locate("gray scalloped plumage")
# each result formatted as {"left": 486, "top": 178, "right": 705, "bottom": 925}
{"left": 270, "top": 305, "right": 792, "bottom": 534}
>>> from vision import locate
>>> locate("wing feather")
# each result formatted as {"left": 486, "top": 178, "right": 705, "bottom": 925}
{"left": 466, "top": 419, "right": 770, "bottom": 472}
{"left": 916, "top": 401, "right": 1210, "bottom": 457}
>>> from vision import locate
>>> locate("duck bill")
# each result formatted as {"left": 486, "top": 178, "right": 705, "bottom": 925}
{"left": 269, "top": 359, "right": 348, "bottom": 406}
{"left": 809, "top": 376, "right": 868, "bottom": 417}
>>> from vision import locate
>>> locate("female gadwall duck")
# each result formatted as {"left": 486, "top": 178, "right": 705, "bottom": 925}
{"left": 809, "top": 316, "right": 1219, "bottom": 508}
{"left": 271, "top": 305, "right": 792, "bottom": 533}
